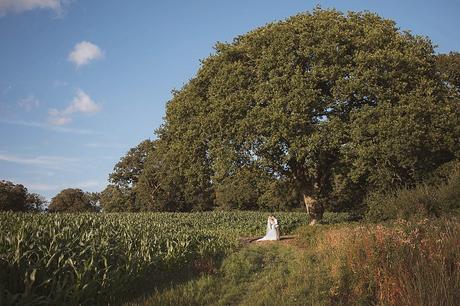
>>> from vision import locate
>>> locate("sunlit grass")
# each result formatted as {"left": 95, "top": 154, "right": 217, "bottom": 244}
{"left": 137, "top": 218, "right": 460, "bottom": 306}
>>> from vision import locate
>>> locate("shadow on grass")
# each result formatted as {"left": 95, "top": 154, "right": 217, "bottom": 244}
{"left": 119, "top": 253, "right": 226, "bottom": 306}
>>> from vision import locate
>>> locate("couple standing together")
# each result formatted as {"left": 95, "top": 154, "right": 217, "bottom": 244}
{"left": 257, "top": 215, "right": 280, "bottom": 241}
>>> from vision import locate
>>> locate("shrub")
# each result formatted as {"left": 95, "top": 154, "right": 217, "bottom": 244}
{"left": 437, "top": 166, "right": 460, "bottom": 214}
{"left": 365, "top": 166, "right": 460, "bottom": 222}
{"left": 48, "top": 188, "right": 97, "bottom": 213}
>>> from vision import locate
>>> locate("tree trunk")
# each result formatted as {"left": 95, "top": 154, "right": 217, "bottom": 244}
{"left": 291, "top": 161, "right": 325, "bottom": 225}
{"left": 302, "top": 191, "right": 324, "bottom": 225}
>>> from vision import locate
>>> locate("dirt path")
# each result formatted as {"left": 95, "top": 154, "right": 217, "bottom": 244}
{"left": 239, "top": 235, "right": 299, "bottom": 246}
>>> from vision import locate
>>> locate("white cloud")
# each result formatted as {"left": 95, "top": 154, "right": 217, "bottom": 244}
{"left": 68, "top": 41, "right": 104, "bottom": 67}
{"left": 0, "top": 0, "right": 66, "bottom": 16}
{"left": 0, "top": 119, "right": 96, "bottom": 134}
{"left": 64, "top": 89, "right": 101, "bottom": 114}
{"left": 0, "top": 152, "right": 78, "bottom": 169}
{"left": 48, "top": 89, "right": 101, "bottom": 126}
{"left": 75, "top": 179, "right": 100, "bottom": 189}
{"left": 18, "top": 94, "right": 40, "bottom": 111}
{"left": 3, "top": 179, "right": 100, "bottom": 192}
{"left": 26, "top": 183, "right": 60, "bottom": 191}
{"left": 84, "top": 142, "right": 126, "bottom": 149}
{"left": 48, "top": 116, "right": 72, "bottom": 125}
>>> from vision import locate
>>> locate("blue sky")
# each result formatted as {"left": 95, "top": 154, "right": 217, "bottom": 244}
{"left": 0, "top": 0, "right": 459, "bottom": 200}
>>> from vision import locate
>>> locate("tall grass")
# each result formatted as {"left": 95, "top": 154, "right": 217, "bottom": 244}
{"left": 300, "top": 218, "right": 460, "bottom": 305}
{"left": 141, "top": 218, "right": 460, "bottom": 306}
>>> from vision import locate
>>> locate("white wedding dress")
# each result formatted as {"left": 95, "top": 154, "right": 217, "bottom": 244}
{"left": 257, "top": 217, "right": 280, "bottom": 241}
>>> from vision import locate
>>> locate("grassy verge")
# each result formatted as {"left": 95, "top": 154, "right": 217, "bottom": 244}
{"left": 308, "top": 218, "right": 460, "bottom": 305}
{"left": 135, "top": 217, "right": 460, "bottom": 306}
{"left": 128, "top": 244, "right": 310, "bottom": 306}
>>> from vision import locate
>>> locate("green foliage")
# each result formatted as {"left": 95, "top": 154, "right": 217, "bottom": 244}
{"left": 99, "top": 185, "right": 131, "bottom": 212}
{"left": 0, "top": 180, "right": 46, "bottom": 212}
{"left": 133, "top": 141, "right": 186, "bottom": 212}
{"left": 130, "top": 8, "right": 459, "bottom": 218}
{"left": 366, "top": 184, "right": 439, "bottom": 222}
{"left": 48, "top": 188, "right": 98, "bottom": 213}
{"left": 436, "top": 52, "right": 460, "bottom": 91}
{"left": 102, "top": 140, "right": 155, "bottom": 212}
{"left": 365, "top": 164, "right": 460, "bottom": 222}
{"left": 437, "top": 167, "right": 460, "bottom": 214}
{"left": 140, "top": 218, "right": 460, "bottom": 306}
{"left": 214, "top": 167, "right": 307, "bottom": 211}
{"left": 97, "top": 8, "right": 459, "bottom": 217}
{"left": 109, "top": 140, "right": 154, "bottom": 190}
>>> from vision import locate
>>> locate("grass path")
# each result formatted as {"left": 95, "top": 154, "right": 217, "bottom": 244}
{"left": 126, "top": 219, "right": 460, "bottom": 306}
{"left": 128, "top": 233, "right": 333, "bottom": 306}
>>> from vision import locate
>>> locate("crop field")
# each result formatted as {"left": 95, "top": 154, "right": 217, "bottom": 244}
{"left": 0, "top": 211, "right": 347, "bottom": 305}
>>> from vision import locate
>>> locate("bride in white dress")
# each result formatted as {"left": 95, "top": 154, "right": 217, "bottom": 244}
{"left": 257, "top": 215, "right": 280, "bottom": 241}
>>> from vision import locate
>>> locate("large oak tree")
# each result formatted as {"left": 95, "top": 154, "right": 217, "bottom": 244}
{"left": 150, "top": 9, "right": 458, "bottom": 221}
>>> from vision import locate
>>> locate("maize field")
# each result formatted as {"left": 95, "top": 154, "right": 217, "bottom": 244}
{"left": 0, "top": 211, "right": 327, "bottom": 305}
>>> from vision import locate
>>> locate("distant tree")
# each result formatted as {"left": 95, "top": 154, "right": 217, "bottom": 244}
{"left": 48, "top": 188, "right": 97, "bottom": 213}
{"left": 109, "top": 140, "right": 155, "bottom": 189}
{"left": 99, "top": 185, "right": 131, "bottom": 212}
{"left": 134, "top": 148, "right": 166, "bottom": 211}
{"left": 105, "top": 139, "right": 155, "bottom": 211}
{"left": 0, "top": 180, "right": 47, "bottom": 212}
{"left": 86, "top": 191, "right": 101, "bottom": 212}
{"left": 135, "top": 131, "right": 217, "bottom": 212}
{"left": 25, "top": 193, "right": 47, "bottom": 212}
{"left": 0, "top": 180, "right": 28, "bottom": 211}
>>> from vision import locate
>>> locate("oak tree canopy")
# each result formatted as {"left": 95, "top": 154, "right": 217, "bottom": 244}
{"left": 108, "top": 9, "right": 460, "bottom": 221}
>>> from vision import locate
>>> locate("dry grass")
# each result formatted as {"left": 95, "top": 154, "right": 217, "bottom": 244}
{"left": 134, "top": 218, "right": 460, "bottom": 305}
{"left": 299, "top": 218, "right": 460, "bottom": 305}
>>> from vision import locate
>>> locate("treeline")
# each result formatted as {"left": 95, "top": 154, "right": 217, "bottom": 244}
{"left": 2, "top": 9, "right": 459, "bottom": 220}
{"left": 0, "top": 181, "right": 46, "bottom": 212}
{"left": 99, "top": 9, "right": 460, "bottom": 221}
{"left": 0, "top": 182, "right": 99, "bottom": 213}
